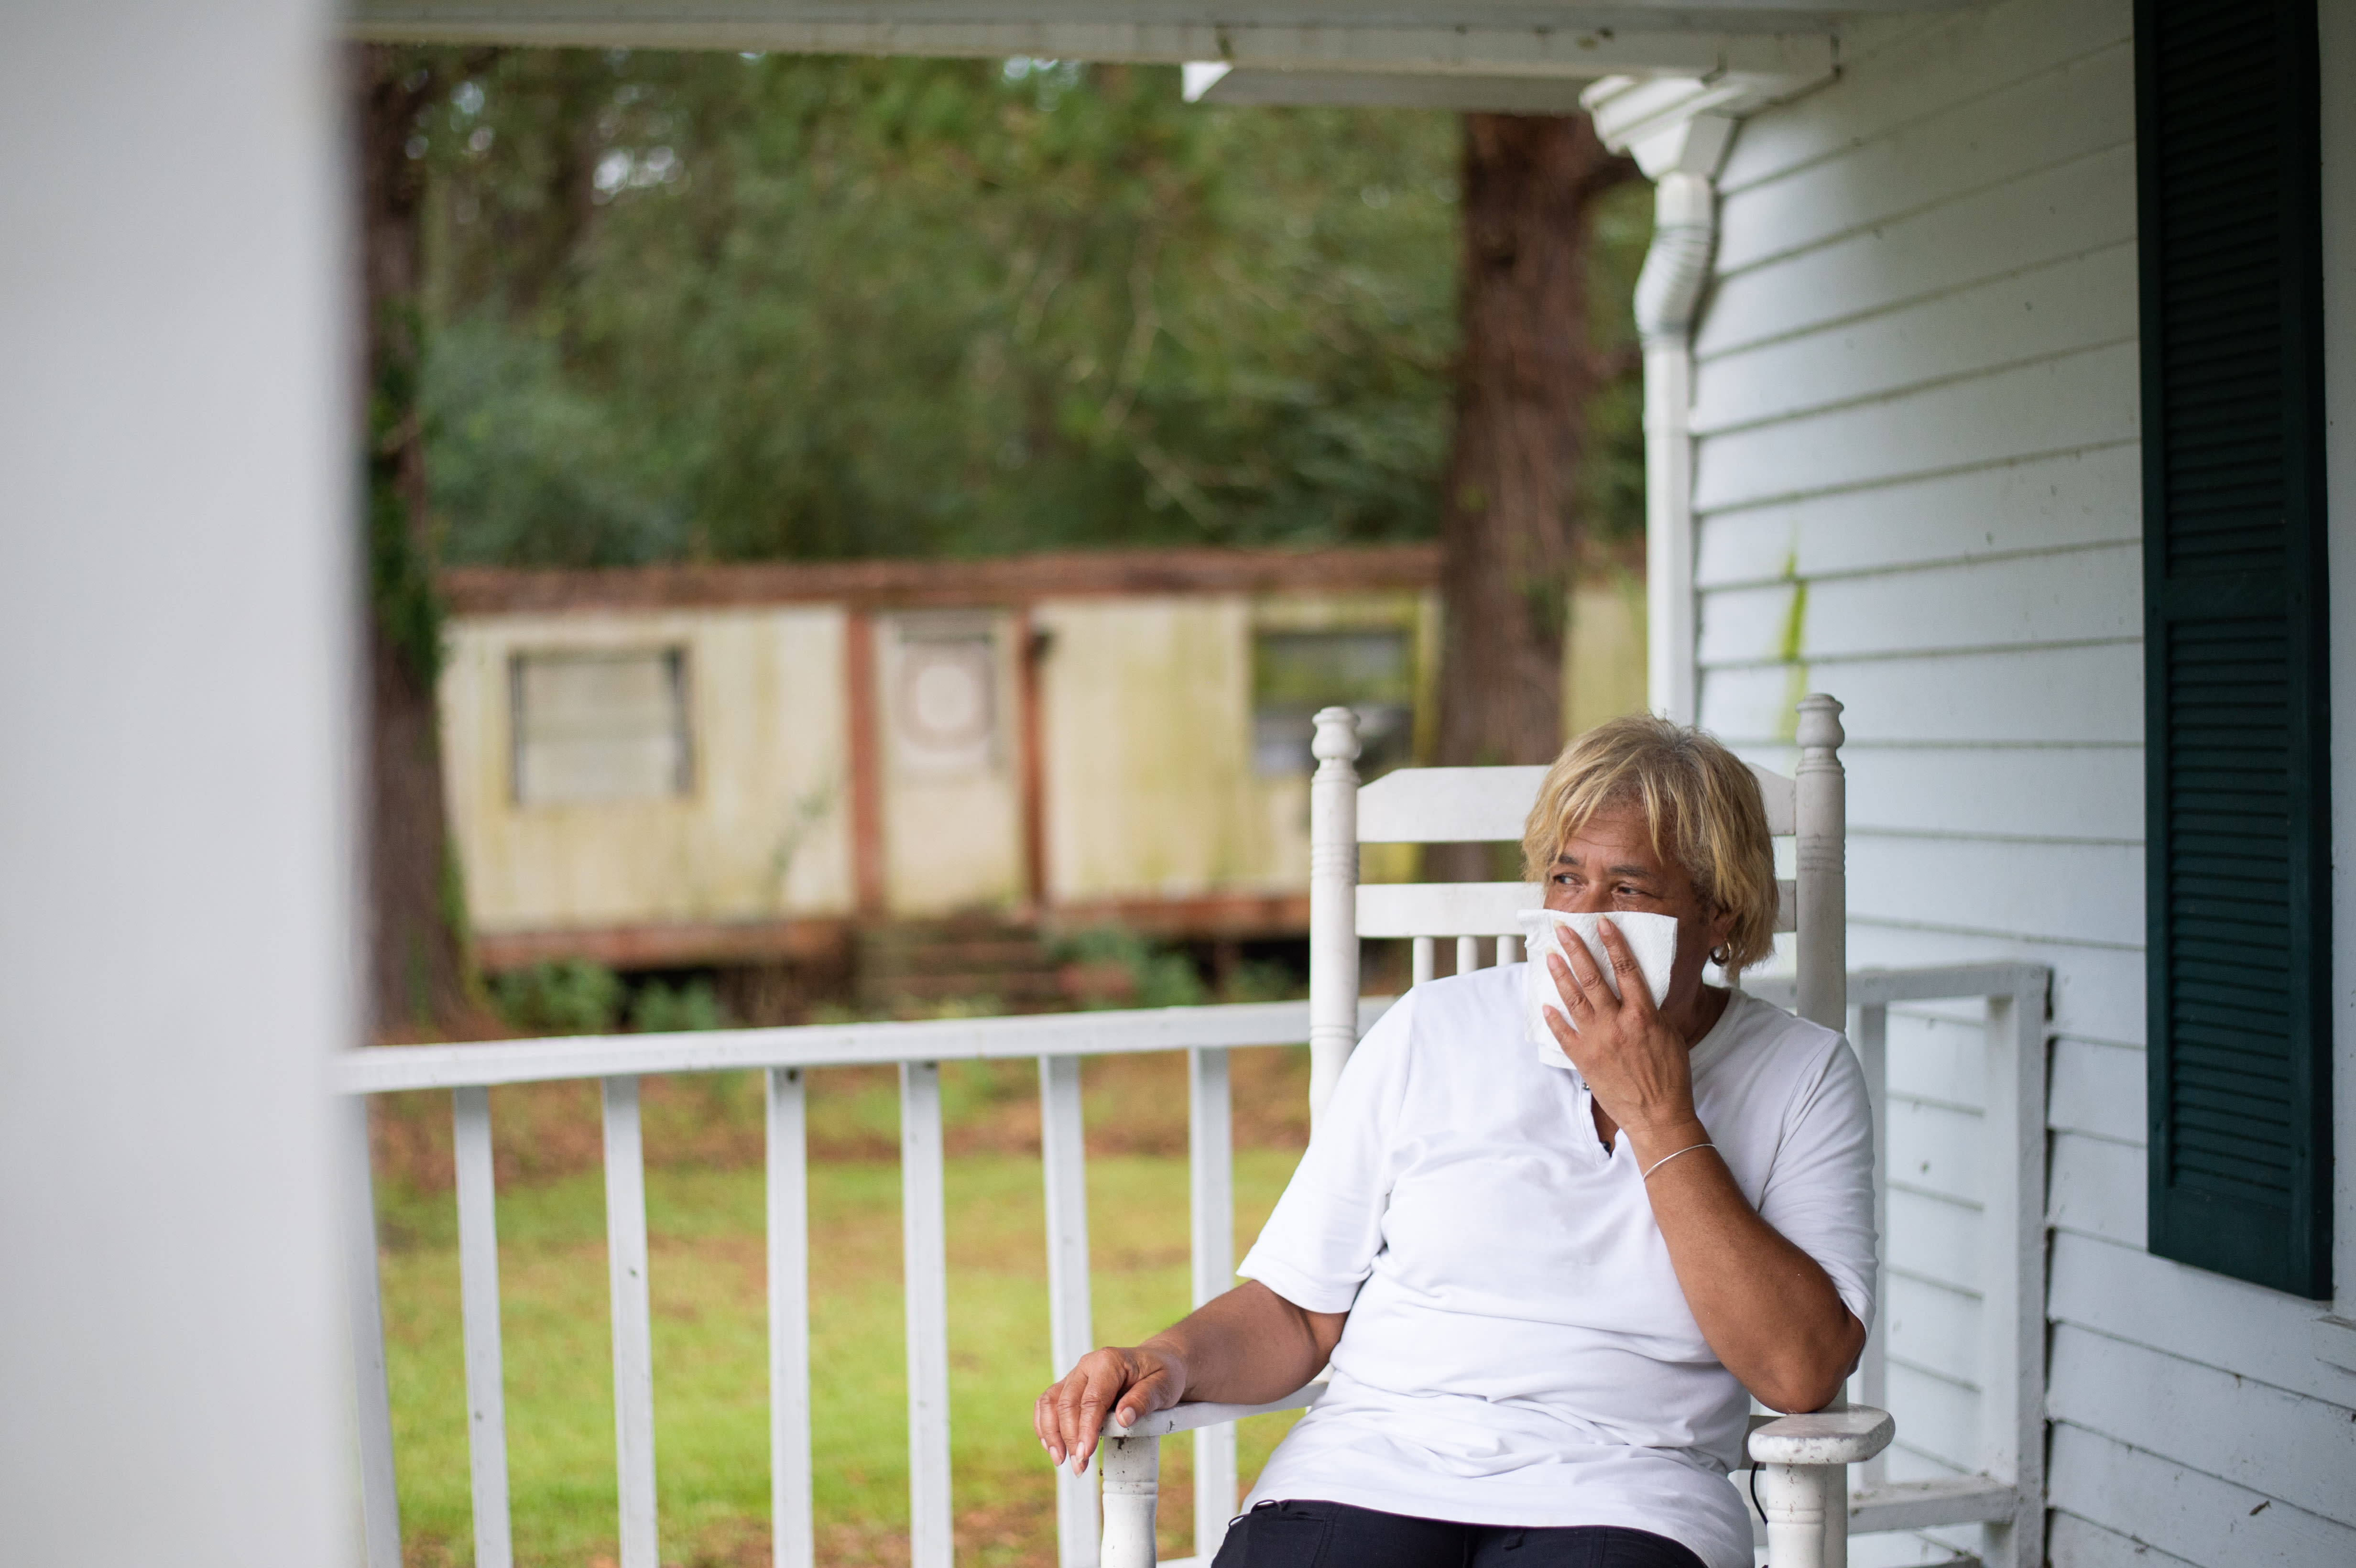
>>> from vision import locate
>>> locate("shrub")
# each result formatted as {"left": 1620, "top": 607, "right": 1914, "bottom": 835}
{"left": 629, "top": 977, "right": 729, "bottom": 1034}
{"left": 1055, "top": 926, "right": 1209, "bottom": 1010}
{"left": 491, "top": 958, "right": 625, "bottom": 1035}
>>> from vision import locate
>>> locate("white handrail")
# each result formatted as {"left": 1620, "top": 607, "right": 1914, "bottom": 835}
{"left": 335, "top": 998, "right": 1388, "bottom": 1094}
{"left": 337, "top": 999, "right": 1376, "bottom": 1568}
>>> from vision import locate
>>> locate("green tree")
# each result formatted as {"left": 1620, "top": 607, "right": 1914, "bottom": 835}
{"left": 406, "top": 52, "right": 1502, "bottom": 565}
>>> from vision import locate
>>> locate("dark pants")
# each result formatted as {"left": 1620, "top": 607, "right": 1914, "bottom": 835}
{"left": 1209, "top": 1499, "right": 1710, "bottom": 1568}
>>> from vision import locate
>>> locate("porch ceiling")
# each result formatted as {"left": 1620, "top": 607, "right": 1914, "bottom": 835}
{"left": 348, "top": 2, "right": 1972, "bottom": 79}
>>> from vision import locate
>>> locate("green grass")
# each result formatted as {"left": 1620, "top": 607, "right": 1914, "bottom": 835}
{"left": 378, "top": 1147, "right": 1308, "bottom": 1567}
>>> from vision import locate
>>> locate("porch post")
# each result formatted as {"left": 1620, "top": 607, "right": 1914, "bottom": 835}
{"left": 0, "top": 2, "right": 352, "bottom": 1565}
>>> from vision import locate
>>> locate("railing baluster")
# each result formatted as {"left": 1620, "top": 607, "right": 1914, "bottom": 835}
{"left": 1189, "top": 1046, "right": 1237, "bottom": 1557}
{"left": 1039, "top": 1055, "right": 1099, "bottom": 1567}
{"left": 603, "top": 1076, "right": 660, "bottom": 1568}
{"left": 1496, "top": 935, "right": 1519, "bottom": 967}
{"left": 342, "top": 1096, "right": 403, "bottom": 1568}
{"left": 901, "top": 1061, "right": 954, "bottom": 1568}
{"left": 453, "top": 1086, "right": 514, "bottom": 1568}
{"left": 767, "top": 1068, "right": 815, "bottom": 1568}
{"left": 1411, "top": 936, "right": 1436, "bottom": 986}
{"left": 1456, "top": 935, "right": 1480, "bottom": 976}
{"left": 1981, "top": 987, "right": 2047, "bottom": 1568}
{"left": 1853, "top": 1003, "right": 1889, "bottom": 1488}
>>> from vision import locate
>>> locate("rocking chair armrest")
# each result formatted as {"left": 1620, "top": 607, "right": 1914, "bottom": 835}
{"left": 1107, "top": 1381, "right": 1327, "bottom": 1439}
{"left": 1745, "top": 1405, "right": 1895, "bottom": 1469}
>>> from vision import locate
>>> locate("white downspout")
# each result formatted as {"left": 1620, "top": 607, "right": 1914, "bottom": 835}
{"left": 1585, "top": 87, "right": 1738, "bottom": 724}
{"left": 1634, "top": 167, "right": 1721, "bottom": 724}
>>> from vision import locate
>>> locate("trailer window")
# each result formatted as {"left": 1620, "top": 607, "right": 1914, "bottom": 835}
{"left": 888, "top": 617, "right": 1001, "bottom": 776}
{"left": 1252, "top": 628, "right": 1414, "bottom": 777}
{"left": 509, "top": 647, "right": 692, "bottom": 806}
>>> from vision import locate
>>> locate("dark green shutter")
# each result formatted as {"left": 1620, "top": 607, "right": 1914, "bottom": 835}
{"left": 2138, "top": 0, "right": 2331, "bottom": 1298}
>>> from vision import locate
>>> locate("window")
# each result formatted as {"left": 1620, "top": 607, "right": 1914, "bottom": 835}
{"left": 509, "top": 648, "right": 692, "bottom": 806}
{"left": 889, "top": 616, "right": 1000, "bottom": 776}
{"left": 1252, "top": 628, "right": 1416, "bottom": 778}
{"left": 2137, "top": 0, "right": 2331, "bottom": 1296}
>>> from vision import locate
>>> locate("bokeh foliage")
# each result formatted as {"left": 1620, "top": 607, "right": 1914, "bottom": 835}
{"left": 401, "top": 50, "right": 1647, "bottom": 568}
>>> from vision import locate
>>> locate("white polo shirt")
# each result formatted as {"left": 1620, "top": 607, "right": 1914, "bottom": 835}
{"left": 1237, "top": 965, "right": 1876, "bottom": 1568}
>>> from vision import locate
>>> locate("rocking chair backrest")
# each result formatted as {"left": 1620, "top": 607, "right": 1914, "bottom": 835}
{"left": 1305, "top": 697, "right": 1848, "bottom": 1122}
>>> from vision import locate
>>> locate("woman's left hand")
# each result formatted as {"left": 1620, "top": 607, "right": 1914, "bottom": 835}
{"left": 1543, "top": 917, "right": 1704, "bottom": 1148}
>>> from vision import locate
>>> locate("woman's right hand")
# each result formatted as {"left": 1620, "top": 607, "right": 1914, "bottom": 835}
{"left": 1030, "top": 1283, "right": 1345, "bottom": 1475}
{"left": 1034, "top": 1344, "right": 1186, "bottom": 1474}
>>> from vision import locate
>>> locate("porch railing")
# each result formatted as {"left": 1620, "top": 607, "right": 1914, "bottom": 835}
{"left": 336, "top": 962, "right": 2047, "bottom": 1568}
{"left": 334, "top": 998, "right": 1380, "bottom": 1568}
{"left": 1752, "top": 962, "right": 2051, "bottom": 1568}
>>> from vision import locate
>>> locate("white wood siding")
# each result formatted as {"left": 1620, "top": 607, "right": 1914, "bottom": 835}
{"left": 1691, "top": 3, "right": 2356, "bottom": 1563}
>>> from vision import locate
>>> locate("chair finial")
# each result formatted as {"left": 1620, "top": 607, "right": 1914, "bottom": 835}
{"left": 1311, "top": 706, "right": 1362, "bottom": 765}
{"left": 1796, "top": 693, "right": 1844, "bottom": 754}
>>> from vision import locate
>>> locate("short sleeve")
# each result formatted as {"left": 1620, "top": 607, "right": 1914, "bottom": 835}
{"left": 1235, "top": 990, "right": 1417, "bottom": 1315}
{"left": 1756, "top": 1036, "right": 1878, "bottom": 1334}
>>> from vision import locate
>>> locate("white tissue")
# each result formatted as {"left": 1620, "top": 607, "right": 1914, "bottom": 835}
{"left": 1517, "top": 909, "right": 1680, "bottom": 1065}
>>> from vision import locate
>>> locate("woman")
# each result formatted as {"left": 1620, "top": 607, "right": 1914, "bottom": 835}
{"left": 1035, "top": 715, "right": 1876, "bottom": 1568}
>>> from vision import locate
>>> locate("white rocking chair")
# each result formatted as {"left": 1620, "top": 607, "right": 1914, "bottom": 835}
{"left": 1097, "top": 695, "right": 1891, "bottom": 1568}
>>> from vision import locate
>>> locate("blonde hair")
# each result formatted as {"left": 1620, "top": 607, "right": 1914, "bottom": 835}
{"left": 1519, "top": 714, "right": 1779, "bottom": 975}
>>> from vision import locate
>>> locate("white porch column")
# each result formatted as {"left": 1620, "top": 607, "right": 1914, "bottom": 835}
{"left": 0, "top": 4, "right": 351, "bottom": 1568}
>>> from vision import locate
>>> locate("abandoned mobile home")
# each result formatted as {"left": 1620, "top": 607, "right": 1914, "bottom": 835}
{"left": 16, "top": 2, "right": 2350, "bottom": 1568}
{"left": 437, "top": 545, "right": 1644, "bottom": 992}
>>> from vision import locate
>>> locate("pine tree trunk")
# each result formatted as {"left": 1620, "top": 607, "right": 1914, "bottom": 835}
{"left": 1429, "top": 113, "right": 1637, "bottom": 882}
{"left": 356, "top": 44, "right": 480, "bottom": 1036}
